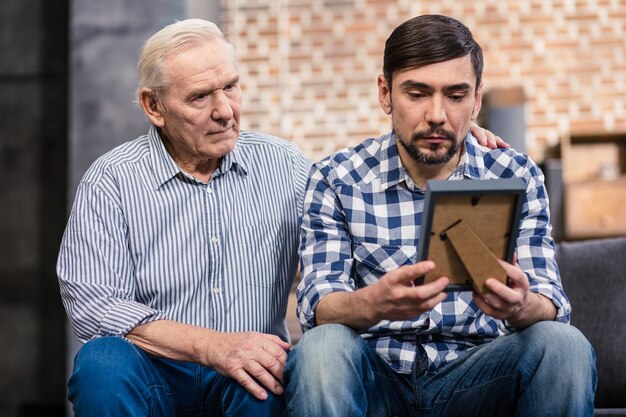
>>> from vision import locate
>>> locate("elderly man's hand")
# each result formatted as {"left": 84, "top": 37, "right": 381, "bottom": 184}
{"left": 127, "top": 321, "right": 291, "bottom": 402}
{"left": 204, "top": 331, "right": 291, "bottom": 400}
{"left": 469, "top": 122, "right": 509, "bottom": 149}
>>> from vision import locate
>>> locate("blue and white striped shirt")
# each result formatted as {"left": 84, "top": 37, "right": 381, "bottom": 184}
{"left": 57, "top": 126, "right": 311, "bottom": 343}
{"left": 297, "top": 131, "right": 571, "bottom": 374}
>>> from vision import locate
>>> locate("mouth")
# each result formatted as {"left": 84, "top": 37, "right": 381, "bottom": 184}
{"left": 413, "top": 128, "right": 456, "bottom": 144}
{"left": 207, "top": 125, "right": 233, "bottom": 136}
{"left": 422, "top": 135, "right": 449, "bottom": 143}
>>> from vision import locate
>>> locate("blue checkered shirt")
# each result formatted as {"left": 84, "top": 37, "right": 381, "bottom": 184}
{"left": 297, "top": 131, "right": 571, "bottom": 374}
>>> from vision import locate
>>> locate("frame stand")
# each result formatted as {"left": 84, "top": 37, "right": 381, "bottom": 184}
{"left": 443, "top": 220, "right": 508, "bottom": 293}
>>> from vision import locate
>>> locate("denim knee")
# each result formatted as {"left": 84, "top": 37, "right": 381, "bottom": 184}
{"left": 71, "top": 337, "right": 142, "bottom": 381}
{"left": 291, "top": 324, "right": 362, "bottom": 361}
{"left": 285, "top": 324, "right": 373, "bottom": 416}
{"left": 286, "top": 324, "right": 365, "bottom": 385}
{"left": 516, "top": 321, "right": 596, "bottom": 388}
{"left": 520, "top": 321, "right": 594, "bottom": 360}
{"left": 69, "top": 337, "right": 156, "bottom": 402}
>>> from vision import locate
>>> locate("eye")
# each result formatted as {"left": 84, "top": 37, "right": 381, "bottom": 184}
{"left": 224, "top": 82, "right": 239, "bottom": 93}
{"left": 407, "top": 92, "right": 426, "bottom": 100}
{"left": 193, "top": 93, "right": 208, "bottom": 101}
{"left": 448, "top": 94, "right": 466, "bottom": 102}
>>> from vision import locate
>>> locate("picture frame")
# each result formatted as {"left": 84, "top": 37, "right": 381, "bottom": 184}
{"left": 415, "top": 178, "right": 526, "bottom": 292}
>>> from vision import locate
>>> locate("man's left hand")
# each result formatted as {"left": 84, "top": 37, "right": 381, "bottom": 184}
{"left": 472, "top": 260, "right": 557, "bottom": 328}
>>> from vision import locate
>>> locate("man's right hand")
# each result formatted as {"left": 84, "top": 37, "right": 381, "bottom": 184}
{"left": 203, "top": 331, "right": 290, "bottom": 400}
{"left": 315, "top": 261, "right": 449, "bottom": 330}
{"left": 127, "top": 320, "right": 290, "bottom": 401}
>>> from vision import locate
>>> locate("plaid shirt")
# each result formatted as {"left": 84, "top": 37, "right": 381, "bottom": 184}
{"left": 297, "top": 131, "right": 571, "bottom": 374}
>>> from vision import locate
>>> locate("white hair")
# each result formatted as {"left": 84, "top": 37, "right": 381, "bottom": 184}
{"left": 136, "top": 18, "right": 237, "bottom": 103}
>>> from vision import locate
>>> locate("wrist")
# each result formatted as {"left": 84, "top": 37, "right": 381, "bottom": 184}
{"left": 190, "top": 327, "right": 217, "bottom": 365}
{"left": 508, "top": 292, "right": 556, "bottom": 329}
{"left": 315, "top": 288, "right": 378, "bottom": 330}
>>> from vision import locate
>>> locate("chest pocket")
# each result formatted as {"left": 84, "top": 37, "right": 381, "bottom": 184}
{"left": 352, "top": 241, "right": 418, "bottom": 285}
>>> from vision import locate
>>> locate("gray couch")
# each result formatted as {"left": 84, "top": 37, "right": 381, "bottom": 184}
{"left": 557, "top": 236, "right": 626, "bottom": 416}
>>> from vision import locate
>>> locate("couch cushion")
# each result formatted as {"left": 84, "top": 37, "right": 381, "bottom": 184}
{"left": 557, "top": 237, "right": 626, "bottom": 409}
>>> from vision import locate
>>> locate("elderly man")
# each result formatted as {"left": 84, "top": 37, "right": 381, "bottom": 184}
{"left": 285, "top": 14, "right": 596, "bottom": 417}
{"left": 58, "top": 18, "right": 506, "bottom": 417}
{"left": 58, "top": 19, "right": 309, "bottom": 416}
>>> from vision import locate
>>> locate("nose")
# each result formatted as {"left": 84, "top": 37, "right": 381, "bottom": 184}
{"left": 426, "top": 95, "right": 446, "bottom": 126}
{"left": 210, "top": 90, "right": 234, "bottom": 123}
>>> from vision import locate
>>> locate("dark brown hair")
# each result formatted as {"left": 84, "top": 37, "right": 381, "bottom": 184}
{"left": 383, "top": 14, "right": 484, "bottom": 91}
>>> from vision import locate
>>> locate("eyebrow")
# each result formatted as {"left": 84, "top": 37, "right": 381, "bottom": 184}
{"left": 399, "top": 80, "right": 473, "bottom": 94}
{"left": 187, "top": 75, "right": 240, "bottom": 99}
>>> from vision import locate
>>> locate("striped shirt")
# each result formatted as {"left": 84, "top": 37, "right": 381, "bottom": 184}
{"left": 57, "top": 125, "right": 311, "bottom": 343}
{"left": 297, "top": 131, "right": 571, "bottom": 374}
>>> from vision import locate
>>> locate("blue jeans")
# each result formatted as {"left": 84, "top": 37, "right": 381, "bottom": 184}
{"left": 68, "top": 336, "right": 285, "bottom": 417}
{"left": 284, "top": 322, "right": 597, "bottom": 417}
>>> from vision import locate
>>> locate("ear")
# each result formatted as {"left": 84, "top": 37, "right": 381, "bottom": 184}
{"left": 471, "top": 81, "right": 484, "bottom": 121}
{"left": 139, "top": 88, "right": 166, "bottom": 127}
{"left": 377, "top": 74, "right": 392, "bottom": 115}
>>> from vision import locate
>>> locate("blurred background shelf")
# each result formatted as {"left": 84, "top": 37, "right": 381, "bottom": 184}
{"left": 561, "top": 132, "right": 626, "bottom": 240}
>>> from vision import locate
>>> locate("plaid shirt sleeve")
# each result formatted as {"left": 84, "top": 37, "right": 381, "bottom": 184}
{"left": 296, "top": 163, "right": 356, "bottom": 331}
{"left": 511, "top": 155, "right": 571, "bottom": 324}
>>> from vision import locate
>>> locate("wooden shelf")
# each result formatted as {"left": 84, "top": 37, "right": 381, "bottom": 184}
{"left": 561, "top": 132, "right": 626, "bottom": 240}
{"left": 564, "top": 177, "right": 626, "bottom": 239}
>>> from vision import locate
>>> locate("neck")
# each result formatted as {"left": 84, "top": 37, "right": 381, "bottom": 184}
{"left": 180, "top": 159, "right": 220, "bottom": 183}
{"left": 161, "top": 137, "right": 220, "bottom": 184}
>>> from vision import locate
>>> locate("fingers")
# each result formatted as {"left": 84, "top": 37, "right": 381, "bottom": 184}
{"left": 390, "top": 261, "right": 436, "bottom": 285}
{"left": 244, "top": 348, "right": 285, "bottom": 396}
{"left": 494, "top": 135, "right": 510, "bottom": 149}
{"left": 474, "top": 262, "right": 530, "bottom": 318}
{"left": 414, "top": 283, "right": 449, "bottom": 310}
{"left": 469, "top": 122, "right": 488, "bottom": 144}
{"left": 469, "top": 123, "right": 509, "bottom": 149}
{"left": 261, "top": 338, "right": 289, "bottom": 378}
{"left": 217, "top": 333, "right": 290, "bottom": 400}
{"left": 496, "top": 260, "right": 528, "bottom": 291}
{"left": 388, "top": 261, "right": 449, "bottom": 302}
{"left": 416, "top": 276, "right": 449, "bottom": 298}
{"left": 231, "top": 367, "right": 272, "bottom": 400}
{"left": 472, "top": 291, "right": 493, "bottom": 314}
{"left": 267, "top": 334, "right": 291, "bottom": 353}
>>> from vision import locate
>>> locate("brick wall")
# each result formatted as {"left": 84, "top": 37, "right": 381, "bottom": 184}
{"left": 222, "top": 0, "right": 626, "bottom": 163}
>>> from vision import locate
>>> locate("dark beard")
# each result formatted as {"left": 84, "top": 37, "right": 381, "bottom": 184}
{"left": 396, "top": 127, "right": 459, "bottom": 166}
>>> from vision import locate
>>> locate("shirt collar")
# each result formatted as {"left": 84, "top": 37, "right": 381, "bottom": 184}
{"left": 378, "top": 131, "right": 409, "bottom": 190}
{"left": 148, "top": 125, "right": 181, "bottom": 189}
{"left": 451, "top": 132, "right": 490, "bottom": 180}
{"left": 148, "top": 125, "right": 247, "bottom": 189}
{"left": 222, "top": 140, "right": 249, "bottom": 177}
{"left": 378, "top": 131, "right": 489, "bottom": 190}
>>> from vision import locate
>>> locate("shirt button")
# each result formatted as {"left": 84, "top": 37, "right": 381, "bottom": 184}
{"left": 212, "top": 287, "right": 220, "bottom": 294}
{"left": 207, "top": 188, "right": 213, "bottom": 194}
{"left": 211, "top": 236, "right": 218, "bottom": 244}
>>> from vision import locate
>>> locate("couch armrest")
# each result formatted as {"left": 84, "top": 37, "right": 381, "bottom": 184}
{"left": 557, "top": 237, "right": 626, "bottom": 409}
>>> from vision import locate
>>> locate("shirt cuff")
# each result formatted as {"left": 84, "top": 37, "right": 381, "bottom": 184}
{"left": 530, "top": 282, "right": 571, "bottom": 323}
{"left": 298, "top": 282, "right": 353, "bottom": 332}
{"left": 100, "top": 300, "right": 168, "bottom": 337}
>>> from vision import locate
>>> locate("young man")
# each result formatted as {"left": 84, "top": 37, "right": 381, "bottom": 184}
{"left": 285, "top": 14, "right": 596, "bottom": 417}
